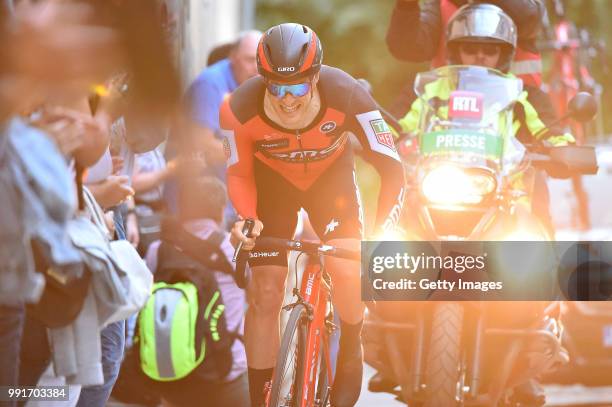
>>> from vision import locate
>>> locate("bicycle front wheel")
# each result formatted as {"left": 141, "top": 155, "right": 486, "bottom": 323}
{"left": 269, "top": 303, "right": 308, "bottom": 407}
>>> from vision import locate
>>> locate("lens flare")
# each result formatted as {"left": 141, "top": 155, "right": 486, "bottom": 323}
{"left": 421, "top": 165, "right": 495, "bottom": 205}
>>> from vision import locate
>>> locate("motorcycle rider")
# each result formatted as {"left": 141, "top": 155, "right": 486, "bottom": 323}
{"left": 386, "top": 0, "right": 546, "bottom": 87}
{"left": 388, "top": 4, "right": 571, "bottom": 405}
{"left": 399, "top": 3, "right": 573, "bottom": 230}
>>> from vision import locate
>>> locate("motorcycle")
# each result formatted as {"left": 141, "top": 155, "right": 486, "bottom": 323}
{"left": 543, "top": 300, "right": 612, "bottom": 386}
{"left": 364, "top": 65, "right": 598, "bottom": 406}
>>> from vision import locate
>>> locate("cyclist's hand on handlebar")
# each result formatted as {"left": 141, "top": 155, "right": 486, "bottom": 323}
{"left": 231, "top": 218, "right": 264, "bottom": 250}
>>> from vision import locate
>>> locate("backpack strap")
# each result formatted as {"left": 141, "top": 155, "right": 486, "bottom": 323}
{"left": 156, "top": 241, "right": 203, "bottom": 282}
{"left": 206, "top": 229, "right": 225, "bottom": 249}
{"left": 160, "top": 217, "right": 234, "bottom": 276}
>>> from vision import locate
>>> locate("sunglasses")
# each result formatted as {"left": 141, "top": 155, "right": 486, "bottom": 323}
{"left": 266, "top": 81, "right": 311, "bottom": 98}
{"left": 459, "top": 43, "right": 501, "bottom": 57}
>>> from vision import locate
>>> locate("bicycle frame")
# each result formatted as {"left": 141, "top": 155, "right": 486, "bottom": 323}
{"left": 267, "top": 255, "right": 335, "bottom": 407}
{"left": 295, "top": 257, "right": 334, "bottom": 407}
{"left": 237, "top": 235, "right": 358, "bottom": 407}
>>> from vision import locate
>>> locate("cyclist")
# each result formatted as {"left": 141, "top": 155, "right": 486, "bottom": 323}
{"left": 220, "top": 23, "right": 405, "bottom": 407}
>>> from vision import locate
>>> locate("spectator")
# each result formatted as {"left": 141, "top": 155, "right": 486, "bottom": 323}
{"left": 206, "top": 42, "right": 233, "bottom": 67}
{"left": 131, "top": 144, "right": 206, "bottom": 253}
{"left": 386, "top": 0, "right": 546, "bottom": 87}
{"left": 185, "top": 30, "right": 262, "bottom": 165}
{"left": 145, "top": 176, "right": 249, "bottom": 407}
{"left": 131, "top": 145, "right": 173, "bottom": 256}
{"left": 165, "top": 31, "right": 262, "bottom": 227}
{"left": 0, "top": 1, "right": 180, "bottom": 407}
{"left": 17, "top": 100, "right": 134, "bottom": 407}
{"left": 133, "top": 147, "right": 171, "bottom": 209}
{"left": 0, "top": 2, "right": 122, "bottom": 404}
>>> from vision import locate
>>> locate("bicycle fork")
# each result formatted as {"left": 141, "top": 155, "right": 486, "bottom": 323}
{"left": 299, "top": 264, "right": 334, "bottom": 407}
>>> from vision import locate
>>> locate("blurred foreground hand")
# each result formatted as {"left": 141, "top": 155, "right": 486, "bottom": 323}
{"left": 1, "top": 0, "right": 124, "bottom": 116}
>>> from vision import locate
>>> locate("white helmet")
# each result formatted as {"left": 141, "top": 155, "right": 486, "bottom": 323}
{"left": 447, "top": 3, "right": 517, "bottom": 72}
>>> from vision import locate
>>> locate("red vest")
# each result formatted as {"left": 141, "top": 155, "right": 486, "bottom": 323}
{"left": 432, "top": 0, "right": 542, "bottom": 87}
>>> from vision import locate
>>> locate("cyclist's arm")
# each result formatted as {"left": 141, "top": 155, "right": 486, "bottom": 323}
{"left": 347, "top": 82, "right": 406, "bottom": 232}
{"left": 219, "top": 98, "right": 258, "bottom": 219}
{"left": 386, "top": 0, "right": 441, "bottom": 62}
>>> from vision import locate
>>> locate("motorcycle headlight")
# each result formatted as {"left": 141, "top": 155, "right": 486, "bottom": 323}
{"left": 503, "top": 224, "right": 550, "bottom": 241}
{"left": 369, "top": 228, "right": 408, "bottom": 241}
{"left": 503, "top": 230, "right": 547, "bottom": 241}
{"left": 421, "top": 165, "right": 496, "bottom": 205}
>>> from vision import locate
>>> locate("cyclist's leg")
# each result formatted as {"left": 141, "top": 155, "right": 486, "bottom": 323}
{"left": 324, "top": 238, "right": 365, "bottom": 407}
{"left": 245, "top": 264, "right": 288, "bottom": 406}
{"left": 246, "top": 161, "right": 301, "bottom": 407}
{"left": 305, "top": 160, "right": 364, "bottom": 323}
{"left": 305, "top": 160, "right": 365, "bottom": 407}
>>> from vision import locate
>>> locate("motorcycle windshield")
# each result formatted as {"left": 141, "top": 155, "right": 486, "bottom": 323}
{"left": 414, "top": 65, "right": 523, "bottom": 171}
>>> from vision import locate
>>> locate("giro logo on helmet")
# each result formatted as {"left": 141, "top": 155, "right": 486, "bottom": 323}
{"left": 257, "top": 23, "right": 322, "bottom": 81}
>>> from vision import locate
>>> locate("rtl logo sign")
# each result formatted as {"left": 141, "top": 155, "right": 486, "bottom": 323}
{"left": 449, "top": 91, "right": 484, "bottom": 120}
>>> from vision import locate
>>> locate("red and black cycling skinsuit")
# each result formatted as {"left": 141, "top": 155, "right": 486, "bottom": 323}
{"left": 219, "top": 65, "right": 405, "bottom": 266}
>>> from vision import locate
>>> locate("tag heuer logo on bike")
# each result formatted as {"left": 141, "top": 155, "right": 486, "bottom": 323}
{"left": 449, "top": 91, "right": 484, "bottom": 120}
{"left": 249, "top": 251, "right": 280, "bottom": 258}
{"left": 320, "top": 121, "right": 337, "bottom": 133}
{"left": 369, "top": 119, "right": 396, "bottom": 151}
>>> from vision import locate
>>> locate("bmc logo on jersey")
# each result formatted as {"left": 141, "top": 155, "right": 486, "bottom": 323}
{"left": 369, "top": 119, "right": 396, "bottom": 151}
{"left": 267, "top": 134, "right": 346, "bottom": 163}
{"left": 320, "top": 121, "right": 337, "bottom": 133}
{"left": 277, "top": 66, "right": 295, "bottom": 72}
{"left": 449, "top": 91, "right": 484, "bottom": 121}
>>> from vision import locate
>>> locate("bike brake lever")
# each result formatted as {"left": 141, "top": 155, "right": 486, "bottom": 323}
{"left": 232, "top": 218, "right": 255, "bottom": 263}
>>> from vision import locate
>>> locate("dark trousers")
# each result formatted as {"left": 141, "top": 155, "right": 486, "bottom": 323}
{"left": 0, "top": 304, "right": 25, "bottom": 407}
{"left": 160, "top": 372, "right": 250, "bottom": 407}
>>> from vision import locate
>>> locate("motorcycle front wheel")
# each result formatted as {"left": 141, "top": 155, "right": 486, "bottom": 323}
{"left": 424, "top": 302, "right": 464, "bottom": 407}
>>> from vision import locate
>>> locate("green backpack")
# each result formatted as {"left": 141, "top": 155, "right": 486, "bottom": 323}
{"left": 138, "top": 230, "right": 235, "bottom": 382}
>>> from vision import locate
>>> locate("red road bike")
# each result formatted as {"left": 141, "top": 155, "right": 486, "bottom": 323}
{"left": 235, "top": 232, "right": 360, "bottom": 407}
